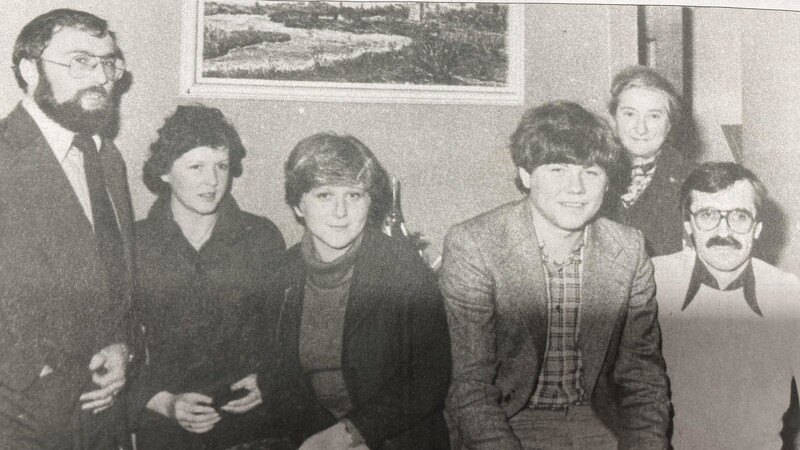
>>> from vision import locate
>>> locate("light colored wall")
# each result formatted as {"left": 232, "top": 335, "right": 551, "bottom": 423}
{"left": 688, "top": 6, "right": 800, "bottom": 271}
{"left": 742, "top": 8, "right": 800, "bottom": 271}
{"left": 0, "top": 1, "right": 637, "bottom": 258}
{"left": 691, "top": 7, "right": 743, "bottom": 162}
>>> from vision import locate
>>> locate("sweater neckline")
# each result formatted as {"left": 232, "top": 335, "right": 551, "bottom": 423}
{"left": 300, "top": 231, "right": 363, "bottom": 289}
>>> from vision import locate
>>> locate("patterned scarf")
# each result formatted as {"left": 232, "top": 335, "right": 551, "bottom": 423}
{"left": 620, "top": 161, "right": 657, "bottom": 208}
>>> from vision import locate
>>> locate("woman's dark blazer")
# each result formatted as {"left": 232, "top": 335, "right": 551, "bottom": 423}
{"left": 261, "top": 229, "right": 451, "bottom": 449}
{"left": 607, "top": 145, "right": 695, "bottom": 257}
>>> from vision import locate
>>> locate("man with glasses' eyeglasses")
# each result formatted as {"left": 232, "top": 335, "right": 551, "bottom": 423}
{"left": 0, "top": 8, "right": 136, "bottom": 449}
{"left": 38, "top": 53, "right": 125, "bottom": 84}
{"left": 653, "top": 161, "right": 800, "bottom": 449}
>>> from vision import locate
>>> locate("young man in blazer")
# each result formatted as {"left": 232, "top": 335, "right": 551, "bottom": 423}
{"left": 0, "top": 9, "right": 136, "bottom": 449}
{"left": 441, "top": 101, "right": 670, "bottom": 449}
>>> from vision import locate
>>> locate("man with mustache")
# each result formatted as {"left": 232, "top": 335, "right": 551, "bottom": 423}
{"left": 0, "top": 9, "right": 135, "bottom": 449}
{"left": 653, "top": 161, "right": 800, "bottom": 449}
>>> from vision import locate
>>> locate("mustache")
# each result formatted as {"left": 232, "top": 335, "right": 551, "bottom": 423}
{"left": 77, "top": 85, "right": 109, "bottom": 101}
{"left": 706, "top": 236, "right": 742, "bottom": 249}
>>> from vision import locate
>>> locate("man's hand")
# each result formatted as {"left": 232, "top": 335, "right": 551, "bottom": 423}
{"left": 220, "top": 373, "right": 262, "bottom": 414}
{"left": 78, "top": 343, "right": 128, "bottom": 413}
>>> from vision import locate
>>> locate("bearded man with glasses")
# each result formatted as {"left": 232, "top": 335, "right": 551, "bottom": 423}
{"left": 0, "top": 8, "right": 135, "bottom": 449}
{"left": 653, "top": 161, "right": 800, "bottom": 449}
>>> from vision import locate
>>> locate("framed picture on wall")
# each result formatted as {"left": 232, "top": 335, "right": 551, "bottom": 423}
{"left": 180, "top": 1, "right": 525, "bottom": 104}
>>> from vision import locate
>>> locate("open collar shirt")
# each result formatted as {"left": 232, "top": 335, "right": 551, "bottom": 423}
{"left": 683, "top": 256, "right": 760, "bottom": 315}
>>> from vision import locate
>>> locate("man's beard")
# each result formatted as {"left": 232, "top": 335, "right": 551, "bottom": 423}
{"left": 34, "top": 69, "right": 115, "bottom": 135}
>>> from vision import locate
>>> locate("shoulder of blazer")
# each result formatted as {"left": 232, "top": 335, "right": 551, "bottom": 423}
{"left": 591, "top": 217, "right": 647, "bottom": 261}
{"left": 446, "top": 199, "right": 530, "bottom": 253}
{"left": 358, "top": 229, "right": 436, "bottom": 287}
{"left": 0, "top": 104, "right": 46, "bottom": 170}
{"left": 656, "top": 145, "right": 696, "bottom": 186}
{"left": 279, "top": 242, "right": 307, "bottom": 288}
{"left": 238, "top": 211, "right": 287, "bottom": 254}
{"left": 452, "top": 199, "right": 526, "bottom": 233}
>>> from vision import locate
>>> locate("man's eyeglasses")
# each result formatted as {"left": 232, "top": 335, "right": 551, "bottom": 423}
{"left": 690, "top": 208, "right": 756, "bottom": 233}
{"left": 39, "top": 54, "right": 125, "bottom": 81}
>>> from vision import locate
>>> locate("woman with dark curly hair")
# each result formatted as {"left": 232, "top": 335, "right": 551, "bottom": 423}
{"left": 129, "top": 104, "right": 286, "bottom": 449}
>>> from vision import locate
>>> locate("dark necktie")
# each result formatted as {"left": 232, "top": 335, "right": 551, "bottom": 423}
{"left": 72, "top": 134, "right": 124, "bottom": 291}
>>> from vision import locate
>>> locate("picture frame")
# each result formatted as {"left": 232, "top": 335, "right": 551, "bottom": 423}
{"left": 180, "top": 1, "right": 525, "bottom": 105}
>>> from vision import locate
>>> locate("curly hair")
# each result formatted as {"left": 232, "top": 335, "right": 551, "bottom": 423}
{"left": 13, "top": 9, "right": 119, "bottom": 92}
{"left": 143, "top": 104, "right": 246, "bottom": 195}
{"left": 284, "top": 132, "right": 390, "bottom": 225}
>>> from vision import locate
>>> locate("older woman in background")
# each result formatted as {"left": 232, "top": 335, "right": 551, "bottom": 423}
{"left": 261, "top": 133, "right": 451, "bottom": 449}
{"left": 130, "top": 104, "right": 286, "bottom": 449}
{"left": 606, "top": 65, "right": 698, "bottom": 256}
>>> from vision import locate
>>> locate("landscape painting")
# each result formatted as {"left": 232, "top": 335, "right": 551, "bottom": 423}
{"left": 180, "top": 1, "right": 524, "bottom": 104}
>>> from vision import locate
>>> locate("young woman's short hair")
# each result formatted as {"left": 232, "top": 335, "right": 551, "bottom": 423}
{"left": 284, "top": 132, "right": 390, "bottom": 225}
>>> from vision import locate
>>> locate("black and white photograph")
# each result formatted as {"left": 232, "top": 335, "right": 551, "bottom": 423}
{"left": 0, "top": 1, "right": 799, "bottom": 449}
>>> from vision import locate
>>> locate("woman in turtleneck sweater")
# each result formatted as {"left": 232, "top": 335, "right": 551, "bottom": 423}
{"left": 605, "top": 65, "right": 698, "bottom": 257}
{"left": 261, "top": 133, "right": 451, "bottom": 450}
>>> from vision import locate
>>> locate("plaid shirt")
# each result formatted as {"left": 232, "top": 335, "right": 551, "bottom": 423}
{"left": 529, "top": 237, "right": 587, "bottom": 410}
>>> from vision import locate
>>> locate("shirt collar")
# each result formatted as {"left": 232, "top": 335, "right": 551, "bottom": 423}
{"left": 22, "top": 98, "right": 100, "bottom": 161}
{"left": 682, "top": 255, "right": 761, "bottom": 316}
{"left": 537, "top": 227, "right": 587, "bottom": 269}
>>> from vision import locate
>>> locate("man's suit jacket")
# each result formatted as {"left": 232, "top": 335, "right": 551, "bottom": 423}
{"left": 441, "top": 199, "right": 670, "bottom": 450}
{"left": 0, "top": 104, "right": 135, "bottom": 443}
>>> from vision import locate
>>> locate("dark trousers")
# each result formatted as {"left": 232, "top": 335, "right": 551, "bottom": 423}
{"left": 135, "top": 404, "right": 275, "bottom": 450}
{"left": 0, "top": 366, "right": 128, "bottom": 449}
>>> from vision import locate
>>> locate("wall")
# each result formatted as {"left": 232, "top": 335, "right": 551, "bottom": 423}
{"left": 0, "top": 1, "right": 637, "bottom": 259}
{"left": 691, "top": 6, "right": 743, "bottom": 162}
{"left": 741, "top": 8, "right": 800, "bottom": 271}
{"left": 688, "top": 6, "right": 800, "bottom": 270}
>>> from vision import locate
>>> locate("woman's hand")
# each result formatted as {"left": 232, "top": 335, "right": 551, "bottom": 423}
{"left": 220, "top": 373, "right": 263, "bottom": 414}
{"left": 169, "top": 392, "right": 221, "bottom": 434}
{"left": 299, "top": 422, "right": 369, "bottom": 450}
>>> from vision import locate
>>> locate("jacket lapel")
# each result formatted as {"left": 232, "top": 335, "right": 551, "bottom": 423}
{"left": 277, "top": 249, "right": 306, "bottom": 361}
{"left": 502, "top": 201, "right": 549, "bottom": 355}
{"left": 2, "top": 106, "right": 96, "bottom": 261}
{"left": 579, "top": 222, "right": 627, "bottom": 394}
{"left": 344, "top": 231, "right": 386, "bottom": 341}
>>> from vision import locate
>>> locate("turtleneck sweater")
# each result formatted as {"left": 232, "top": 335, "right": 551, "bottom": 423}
{"left": 298, "top": 231, "right": 363, "bottom": 419}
